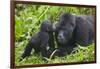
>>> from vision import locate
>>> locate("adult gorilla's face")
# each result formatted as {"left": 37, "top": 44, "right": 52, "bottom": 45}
{"left": 56, "top": 13, "right": 76, "bottom": 44}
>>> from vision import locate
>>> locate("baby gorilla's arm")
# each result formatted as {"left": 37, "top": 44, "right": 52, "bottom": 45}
{"left": 19, "top": 42, "right": 33, "bottom": 61}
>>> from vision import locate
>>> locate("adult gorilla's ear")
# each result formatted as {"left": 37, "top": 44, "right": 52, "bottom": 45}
{"left": 75, "top": 16, "right": 89, "bottom": 46}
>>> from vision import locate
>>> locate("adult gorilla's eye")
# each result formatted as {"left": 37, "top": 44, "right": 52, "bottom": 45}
{"left": 68, "top": 22, "right": 75, "bottom": 31}
{"left": 63, "top": 31, "right": 68, "bottom": 36}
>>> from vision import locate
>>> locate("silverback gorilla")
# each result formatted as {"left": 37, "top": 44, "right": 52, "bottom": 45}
{"left": 54, "top": 13, "right": 94, "bottom": 56}
{"left": 19, "top": 20, "right": 55, "bottom": 61}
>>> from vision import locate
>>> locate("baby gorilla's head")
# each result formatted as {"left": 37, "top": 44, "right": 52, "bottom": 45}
{"left": 40, "top": 20, "right": 53, "bottom": 32}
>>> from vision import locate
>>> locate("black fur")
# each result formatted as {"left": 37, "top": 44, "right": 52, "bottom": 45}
{"left": 19, "top": 20, "right": 55, "bottom": 61}
{"left": 54, "top": 13, "right": 94, "bottom": 56}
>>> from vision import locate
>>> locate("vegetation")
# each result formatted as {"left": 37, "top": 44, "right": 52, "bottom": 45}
{"left": 15, "top": 4, "right": 95, "bottom": 66}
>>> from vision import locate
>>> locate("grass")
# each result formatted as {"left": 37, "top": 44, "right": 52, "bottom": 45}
{"left": 15, "top": 43, "right": 95, "bottom": 66}
{"left": 14, "top": 4, "right": 95, "bottom": 66}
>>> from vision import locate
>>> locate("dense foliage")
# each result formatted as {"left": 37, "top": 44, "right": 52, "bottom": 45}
{"left": 15, "top": 4, "right": 95, "bottom": 66}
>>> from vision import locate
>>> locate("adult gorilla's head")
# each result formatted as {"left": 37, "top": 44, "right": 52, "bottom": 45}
{"left": 55, "top": 13, "right": 76, "bottom": 44}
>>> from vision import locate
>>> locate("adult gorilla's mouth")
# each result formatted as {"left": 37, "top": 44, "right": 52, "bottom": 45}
{"left": 57, "top": 37, "right": 67, "bottom": 44}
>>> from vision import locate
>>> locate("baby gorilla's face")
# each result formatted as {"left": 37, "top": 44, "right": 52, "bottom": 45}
{"left": 41, "top": 20, "right": 54, "bottom": 32}
{"left": 46, "top": 23, "right": 53, "bottom": 32}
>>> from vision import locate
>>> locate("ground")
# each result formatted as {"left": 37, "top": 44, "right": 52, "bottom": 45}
{"left": 15, "top": 43, "right": 95, "bottom": 66}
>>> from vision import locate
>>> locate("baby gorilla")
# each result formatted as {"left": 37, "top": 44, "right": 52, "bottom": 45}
{"left": 19, "top": 20, "right": 54, "bottom": 61}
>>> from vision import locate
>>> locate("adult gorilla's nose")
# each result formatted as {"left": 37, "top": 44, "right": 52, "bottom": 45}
{"left": 58, "top": 32, "right": 64, "bottom": 40}
{"left": 57, "top": 33, "right": 66, "bottom": 44}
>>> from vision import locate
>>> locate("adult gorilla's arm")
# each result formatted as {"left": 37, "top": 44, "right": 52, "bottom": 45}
{"left": 75, "top": 16, "right": 94, "bottom": 46}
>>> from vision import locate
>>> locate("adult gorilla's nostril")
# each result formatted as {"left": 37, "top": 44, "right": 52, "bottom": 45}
{"left": 58, "top": 34, "right": 63, "bottom": 40}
